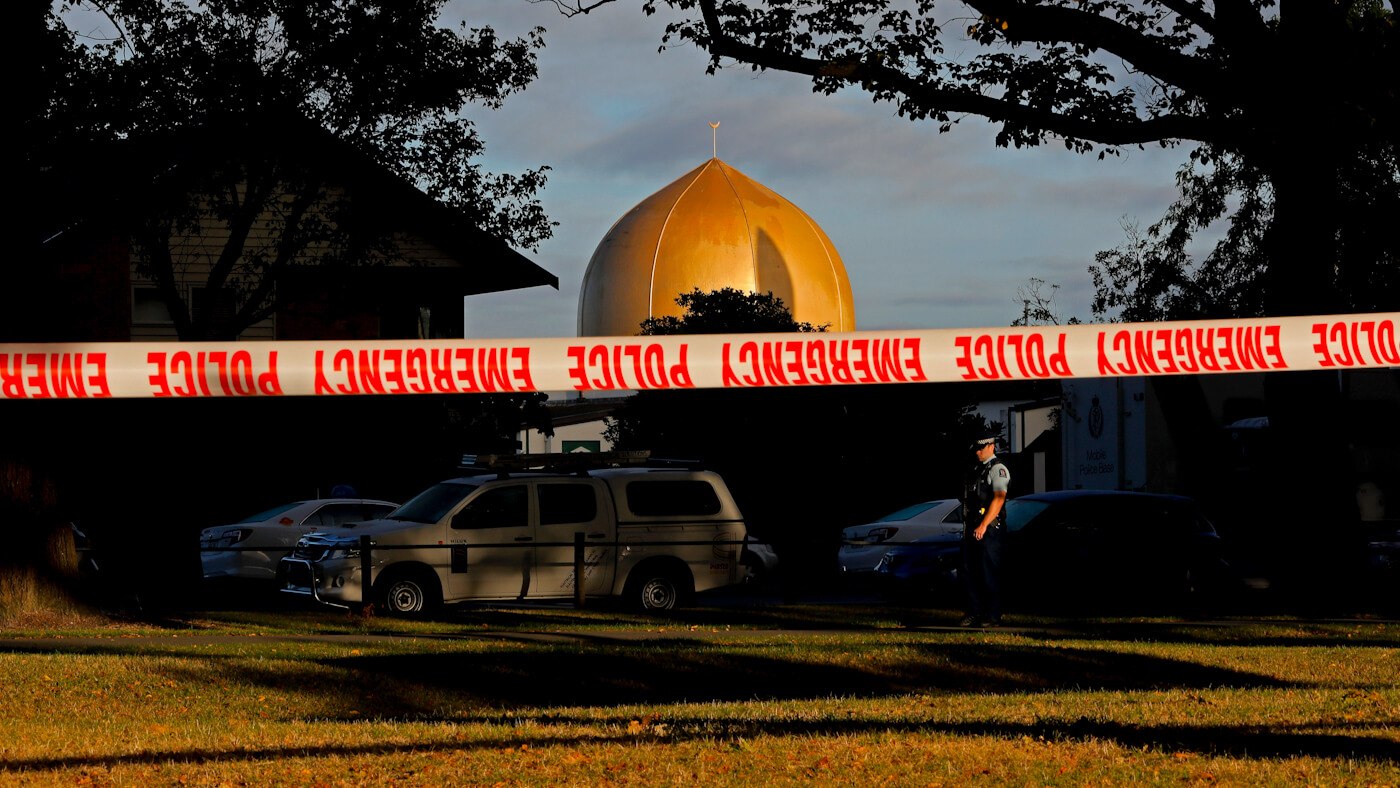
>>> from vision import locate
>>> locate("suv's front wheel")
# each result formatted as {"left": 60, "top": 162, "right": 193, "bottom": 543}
{"left": 376, "top": 568, "right": 441, "bottom": 616}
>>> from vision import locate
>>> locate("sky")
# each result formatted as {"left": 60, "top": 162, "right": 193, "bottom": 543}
{"left": 60, "top": 0, "right": 1200, "bottom": 339}
{"left": 448, "top": 0, "right": 1198, "bottom": 339}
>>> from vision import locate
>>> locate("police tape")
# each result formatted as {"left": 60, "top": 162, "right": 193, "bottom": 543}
{"left": 1, "top": 313, "right": 1396, "bottom": 399}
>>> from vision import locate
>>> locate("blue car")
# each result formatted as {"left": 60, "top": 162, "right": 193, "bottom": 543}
{"left": 875, "top": 490, "right": 1229, "bottom": 606}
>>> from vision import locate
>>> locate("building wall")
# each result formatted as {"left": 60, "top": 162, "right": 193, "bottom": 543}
{"left": 519, "top": 420, "right": 613, "bottom": 455}
{"left": 123, "top": 185, "right": 470, "bottom": 341}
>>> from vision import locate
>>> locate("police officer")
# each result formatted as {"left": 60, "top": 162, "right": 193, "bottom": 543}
{"left": 961, "top": 429, "right": 1010, "bottom": 627}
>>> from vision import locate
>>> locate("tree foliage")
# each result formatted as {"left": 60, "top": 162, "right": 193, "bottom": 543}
{"left": 37, "top": 1, "right": 555, "bottom": 340}
{"left": 543, "top": 0, "right": 1398, "bottom": 318}
{"left": 639, "top": 287, "right": 827, "bottom": 335}
{"left": 1091, "top": 141, "right": 1399, "bottom": 323}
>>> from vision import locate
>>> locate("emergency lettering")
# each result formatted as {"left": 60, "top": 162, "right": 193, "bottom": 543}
{"left": 1095, "top": 326, "right": 1287, "bottom": 376}
{"left": 720, "top": 338, "right": 925, "bottom": 387}
{"left": 0, "top": 353, "right": 111, "bottom": 398}
{"left": 313, "top": 347, "right": 535, "bottom": 395}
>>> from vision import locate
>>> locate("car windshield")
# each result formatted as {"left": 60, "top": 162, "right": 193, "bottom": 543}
{"left": 388, "top": 483, "right": 478, "bottom": 524}
{"left": 237, "top": 502, "right": 301, "bottom": 523}
{"left": 876, "top": 502, "right": 940, "bottom": 522}
{"left": 1004, "top": 499, "right": 1052, "bottom": 532}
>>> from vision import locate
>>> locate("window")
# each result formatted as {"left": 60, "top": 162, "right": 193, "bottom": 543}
{"left": 237, "top": 503, "right": 300, "bottom": 524}
{"left": 539, "top": 484, "right": 597, "bottom": 525}
{"left": 451, "top": 486, "right": 528, "bottom": 530}
{"left": 365, "top": 504, "right": 396, "bottom": 520}
{"left": 390, "top": 483, "right": 478, "bottom": 524}
{"left": 132, "top": 287, "right": 177, "bottom": 324}
{"left": 626, "top": 480, "right": 722, "bottom": 517}
{"left": 940, "top": 506, "right": 963, "bottom": 524}
{"left": 875, "top": 502, "right": 940, "bottom": 522}
{"left": 1004, "top": 499, "right": 1051, "bottom": 532}
{"left": 306, "top": 503, "right": 377, "bottom": 527}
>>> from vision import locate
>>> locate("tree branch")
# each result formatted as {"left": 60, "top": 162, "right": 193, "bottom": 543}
{"left": 964, "top": 0, "right": 1221, "bottom": 102}
{"left": 695, "top": 0, "right": 1213, "bottom": 146}
{"left": 1155, "top": 0, "right": 1218, "bottom": 37}
{"left": 525, "top": 0, "right": 620, "bottom": 17}
{"left": 229, "top": 184, "right": 319, "bottom": 334}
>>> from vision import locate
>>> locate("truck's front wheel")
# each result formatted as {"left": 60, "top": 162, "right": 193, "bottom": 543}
{"left": 376, "top": 569, "right": 441, "bottom": 616}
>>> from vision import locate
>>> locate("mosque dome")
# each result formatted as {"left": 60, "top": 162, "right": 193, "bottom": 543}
{"left": 577, "top": 158, "right": 856, "bottom": 336}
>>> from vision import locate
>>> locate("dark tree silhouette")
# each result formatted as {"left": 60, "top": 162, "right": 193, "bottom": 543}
{"left": 539, "top": 0, "right": 1397, "bottom": 318}
{"left": 33, "top": 0, "right": 555, "bottom": 340}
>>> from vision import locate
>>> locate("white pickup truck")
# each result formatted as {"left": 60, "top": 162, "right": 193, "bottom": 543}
{"left": 278, "top": 459, "right": 749, "bottom": 613}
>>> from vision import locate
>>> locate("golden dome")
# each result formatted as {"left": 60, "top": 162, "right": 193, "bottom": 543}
{"left": 578, "top": 158, "right": 856, "bottom": 336}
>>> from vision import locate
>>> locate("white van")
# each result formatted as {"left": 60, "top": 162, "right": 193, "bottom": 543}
{"left": 278, "top": 459, "right": 747, "bottom": 613}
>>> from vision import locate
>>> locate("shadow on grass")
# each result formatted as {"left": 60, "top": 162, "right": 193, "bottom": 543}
{"left": 4, "top": 715, "right": 1395, "bottom": 774}
{"left": 300, "top": 642, "right": 1294, "bottom": 712}
{"left": 100, "top": 638, "right": 1305, "bottom": 725}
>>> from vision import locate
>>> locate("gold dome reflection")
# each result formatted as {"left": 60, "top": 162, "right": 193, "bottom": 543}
{"left": 577, "top": 158, "right": 856, "bottom": 336}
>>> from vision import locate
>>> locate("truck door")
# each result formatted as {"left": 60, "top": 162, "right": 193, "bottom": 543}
{"left": 532, "top": 479, "right": 615, "bottom": 597}
{"left": 446, "top": 483, "right": 533, "bottom": 600}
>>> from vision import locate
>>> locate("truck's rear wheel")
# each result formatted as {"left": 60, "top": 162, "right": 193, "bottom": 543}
{"left": 376, "top": 569, "right": 441, "bottom": 616}
{"left": 627, "top": 564, "right": 694, "bottom": 612}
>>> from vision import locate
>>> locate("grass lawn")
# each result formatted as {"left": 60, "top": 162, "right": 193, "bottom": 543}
{"left": 0, "top": 606, "right": 1396, "bottom": 786}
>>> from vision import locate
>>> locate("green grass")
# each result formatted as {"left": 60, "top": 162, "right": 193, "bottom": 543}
{"left": 0, "top": 611, "right": 1396, "bottom": 786}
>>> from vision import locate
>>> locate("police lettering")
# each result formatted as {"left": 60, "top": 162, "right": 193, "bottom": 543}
{"left": 1094, "top": 326, "right": 1287, "bottom": 376}
{"left": 147, "top": 350, "right": 284, "bottom": 397}
{"left": 313, "top": 347, "right": 535, "bottom": 395}
{"left": 566, "top": 343, "right": 694, "bottom": 391}
{"left": 720, "top": 338, "right": 926, "bottom": 387}
{"left": 1312, "top": 320, "right": 1400, "bottom": 368}
{"left": 954, "top": 333, "right": 1071, "bottom": 380}
{"left": 0, "top": 353, "right": 111, "bottom": 399}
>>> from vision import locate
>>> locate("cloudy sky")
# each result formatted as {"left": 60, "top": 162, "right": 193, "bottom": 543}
{"left": 449, "top": 0, "right": 1198, "bottom": 339}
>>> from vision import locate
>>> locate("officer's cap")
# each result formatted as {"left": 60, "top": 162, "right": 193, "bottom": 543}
{"left": 969, "top": 429, "right": 1000, "bottom": 450}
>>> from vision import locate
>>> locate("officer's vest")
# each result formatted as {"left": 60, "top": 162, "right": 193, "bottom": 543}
{"left": 962, "top": 458, "right": 1007, "bottom": 535}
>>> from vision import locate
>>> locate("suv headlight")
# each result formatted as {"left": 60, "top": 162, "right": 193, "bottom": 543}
{"left": 324, "top": 538, "right": 370, "bottom": 561}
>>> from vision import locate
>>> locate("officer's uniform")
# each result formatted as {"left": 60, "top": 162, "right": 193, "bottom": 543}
{"left": 961, "top": 433, "right": 1010, "bottom": 626}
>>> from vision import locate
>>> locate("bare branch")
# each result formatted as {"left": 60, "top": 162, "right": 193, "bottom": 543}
{"left": 525, "top": 0, "right": 620, "bottom": 17}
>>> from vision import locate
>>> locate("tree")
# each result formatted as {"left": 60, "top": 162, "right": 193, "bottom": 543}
{"left": 1011, "top": 276, "right": 1080, "bottom": 326}
{"left": 35, "top": 1, "right": 555, "bottom": 340}
{"left": 541, "top": 0, "right": 1397, "bottom": 319}
{"left": 640, "top": 287, "right": 827, "bottom": 334}
{"left": 1091, "top": 145, "right": 1399, "bottom": 323}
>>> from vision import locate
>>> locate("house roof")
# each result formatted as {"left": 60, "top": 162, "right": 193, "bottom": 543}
{"left": 39, "top": 112, "right": 558, "bottom": 294}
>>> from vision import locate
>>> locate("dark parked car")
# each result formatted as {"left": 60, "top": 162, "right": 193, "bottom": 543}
{"left": 875, "top": 490, "right": 1230, "bottom": 609}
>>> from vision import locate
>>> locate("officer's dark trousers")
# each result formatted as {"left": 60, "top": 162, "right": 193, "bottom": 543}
{"left": 962, "top": 525, "right": 1002, "bottom": 619}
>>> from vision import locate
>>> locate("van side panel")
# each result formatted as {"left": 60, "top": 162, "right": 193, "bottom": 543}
{"left": 605, "top": 471, "right": 747, "bottom": 595}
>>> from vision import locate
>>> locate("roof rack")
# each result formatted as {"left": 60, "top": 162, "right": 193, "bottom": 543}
{"left": 459, "top": 450, "right": 655, "bottom": 475}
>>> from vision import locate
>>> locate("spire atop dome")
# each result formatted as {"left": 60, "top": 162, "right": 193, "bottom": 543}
{"left": 709, "top": 122, "right": 720, "bottom": 159}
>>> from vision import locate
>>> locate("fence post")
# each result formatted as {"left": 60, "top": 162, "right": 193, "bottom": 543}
{"left": 360, "top": 534, "right": 373, "bottom": 611}
{"left": 574, "top": 532, "right": 585, "bottom": 610}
